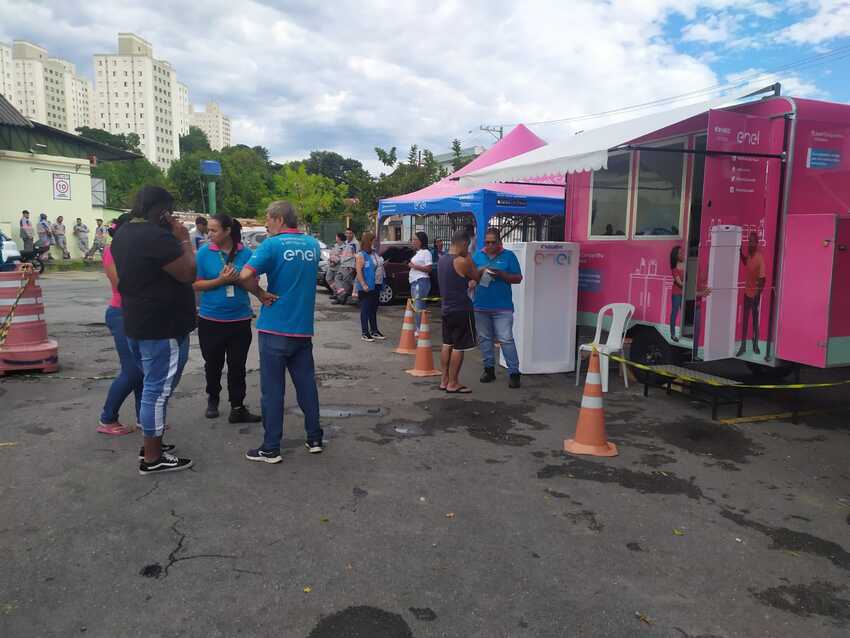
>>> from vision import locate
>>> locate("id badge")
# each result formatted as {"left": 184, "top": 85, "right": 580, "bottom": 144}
{"left": 226, "top": 285, "right": 235, "bottom": 298}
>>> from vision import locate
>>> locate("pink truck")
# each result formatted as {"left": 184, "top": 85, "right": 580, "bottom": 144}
{"left": 464, "top": 92, "right": 850, "bottom": 375}
{"left": 573, "top": 94, "right": 850, "bottom": 374}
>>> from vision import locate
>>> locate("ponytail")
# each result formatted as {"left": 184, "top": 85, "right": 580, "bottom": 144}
{"left": 211, "top": 213, "right": 241, "bottom": 263}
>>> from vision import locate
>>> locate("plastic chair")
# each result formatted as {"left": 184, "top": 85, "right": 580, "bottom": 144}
{"left": 576, "top": 303, "right": 635, "bottom": 393}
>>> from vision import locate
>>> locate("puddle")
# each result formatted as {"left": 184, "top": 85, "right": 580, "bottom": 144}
{"left": 291, "top": 405, "right": 385, "bottom": 418}
{"left": 374, "top": 397, "right": 545, "bottom": 447}
{"left": 538, "top": 456, "right": 704, "bottom": 500}
{"left": 636, "top": 418, "right": 763, "bottom": 463}
{"left": 720, "top": 510, "right": 850, "bottom": 570}
{"left": 307, "top": 606, "right": 413, "bottom": 638}
{"left": 751, "top": 581, "right": 850, "bottom": 625}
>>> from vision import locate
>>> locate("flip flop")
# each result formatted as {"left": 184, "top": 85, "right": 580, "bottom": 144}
{"left": 445, "top": 386, "right": 472, "bottom": 394}
{"left": 439, "top": 385, "right": 448, "bottom": 391}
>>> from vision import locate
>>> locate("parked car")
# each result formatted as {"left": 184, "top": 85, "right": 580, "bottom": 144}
{"left": 241, "top": 227, "right": 267, "bottom": 249}
{"left": 0, "top": 231, "right": 21, "bottom": 272}
{"left": 377, "top": 242, "right": 439, "bottom": 305}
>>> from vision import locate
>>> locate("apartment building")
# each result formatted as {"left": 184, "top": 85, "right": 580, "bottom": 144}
{"left": 176, "top": 81, "right": 191, "bottom": 137}
{"left": 4, "top": 41, "right": 93, "bottom": 133}
{"left": 190, "top": 101, "right": 231, "bottom": 151}
{"left": 0, "top": 43, "right": 14, "bottom": 103}
{"left": 93, "top": 33, "right": 181, "bottom": 168}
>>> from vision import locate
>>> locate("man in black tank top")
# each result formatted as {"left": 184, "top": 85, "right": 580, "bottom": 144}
{"left": 437, "top": 230, "right": 483, "bottom": 393}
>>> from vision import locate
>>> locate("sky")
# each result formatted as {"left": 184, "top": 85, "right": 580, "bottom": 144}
{"left": 1, "top": 0, "right": 849, "bottom": 174}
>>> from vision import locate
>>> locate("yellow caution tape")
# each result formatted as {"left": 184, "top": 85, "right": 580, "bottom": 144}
{"left": 0, "top": 271, "right": 33, "bottom": 348}
{"left": 593, "top": 349, "right": 850, "bottom": 391}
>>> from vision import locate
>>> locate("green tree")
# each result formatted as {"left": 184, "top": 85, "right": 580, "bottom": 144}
{"left": 267, "top": 164, "right": 347, "bottom": 225}
{"left": 374, "top": 146, "right": 397, "bottom": 167}
{"left": 168, "top": 150, "right": 216, "bottom": 212}
{"left": 179, "top": 126, "right": 211, "bottom": 155}
{"left": 93, "top": 158, "right": 172, "bottom": 209}
{"left": 407, "top": 144, "right": 419, "bottom": 166}
{"left": 76, "top": 126, "right": 141, "bottom": 153}
{"left": 219, "top": 146, "right": 271, "bottom": 217}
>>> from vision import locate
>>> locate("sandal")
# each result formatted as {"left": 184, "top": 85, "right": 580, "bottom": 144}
{"left": 445, "top": 385, "right": 472, "bottom": 394}
{"left": 97, "top": 421, "right": 136, "bottom": 436}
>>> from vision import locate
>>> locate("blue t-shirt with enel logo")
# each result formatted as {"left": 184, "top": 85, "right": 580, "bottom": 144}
{"left": 245, "top": 230, "right": 320, "bottom": 336}
{"left": 473, "top": 248, "right": 521, "bottom": 312}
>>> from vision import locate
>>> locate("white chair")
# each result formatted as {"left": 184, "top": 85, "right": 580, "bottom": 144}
{"left": 575, "top": 303, "right": 635, "bottom": 393}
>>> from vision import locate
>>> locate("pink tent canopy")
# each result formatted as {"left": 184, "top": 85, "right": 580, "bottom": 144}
{"left": 383, "top": 124, "right": 564, "bottom": 204}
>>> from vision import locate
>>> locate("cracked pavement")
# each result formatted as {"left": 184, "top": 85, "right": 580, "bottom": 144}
{"left": 1, "top": 270, "right": 850, "bottom": 637}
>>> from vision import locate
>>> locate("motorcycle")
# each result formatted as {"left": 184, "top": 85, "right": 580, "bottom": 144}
{"left": 19, "top": 241, "right": 51, "bottom": 274}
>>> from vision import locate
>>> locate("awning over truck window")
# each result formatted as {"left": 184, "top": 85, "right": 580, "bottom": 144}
{"left": 459, "top": 97, "right": 735, "bottom": 185}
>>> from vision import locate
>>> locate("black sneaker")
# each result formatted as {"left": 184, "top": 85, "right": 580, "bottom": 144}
{"left": 371, "top": 331, "right": 387, "bottom": 341}
{"left": 361, "top": 333, "right": 375, "bottom": 342}
{"left": 205, "top": 397, "right": 219, "bottom": 419}
{"left": 138, "top": 443, "right": 176, "bottom": 460}
{"left": 305, "top": 440, "right": 324, "bottom": 454}
{"left": 139, "top": 452, "right": 193, "bottom": 476}
{"left": 245, "top": 448, "right": 282, "bottom": 464}
{"left": 509, "top": 373, "right": 521, "bottom": 389}
{"left": 480, "top": 367, "right": 496, "bottom": 383}
{"left": 229, "top": 405, "right": 262, "bottom": 423}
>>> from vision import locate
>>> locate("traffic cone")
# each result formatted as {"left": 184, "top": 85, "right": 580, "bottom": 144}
{"left": 406, "top": 310, "right": 441, "bottom": 377}
{"left": 564, "top": 349, "right": 618, "bottom": 457}
{"left": 394, "top": 299, "right": 418, "bottom": 355}
{"left": 0, "top": 267, "right": 59, "bottom": 375}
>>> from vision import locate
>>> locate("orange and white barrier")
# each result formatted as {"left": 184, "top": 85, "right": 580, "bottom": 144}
{"left": 394, "top": 299, "right": 418, "bottom": 355}
{"left": 0, "top": 267, "right": 58, "bottom": 374}
{"left": 406, "top": 310, "right": 441, "bottom": 377}
{"left": 564, "top": 348, "right": 617, "bottom": 457}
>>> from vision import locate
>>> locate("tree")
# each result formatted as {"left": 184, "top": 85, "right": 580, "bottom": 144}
{"left": 76, "top": 126, "right": 141, "bottom": 153}
{"left": 266, "top": 164, "right": 348, "bottom": 225}
{"left": 93, "top": 158, "right": 172, "bottom": 209}
{"left": 179, "top": 126, "right": 211, "bottom": 155}
{"left": 451, "top": 138, "right": 464, "bottom": 171}
{"left": 374, "top": 146, "right": 397, "bottom": 167}
{"left": 219, "top": 146, "right": 271, "bottom": 217}
{"left": 168, "top": 150, "right": 215, "bottom": 213}
{"left": 407, "top": 144, "right": 419, "bottom": 166}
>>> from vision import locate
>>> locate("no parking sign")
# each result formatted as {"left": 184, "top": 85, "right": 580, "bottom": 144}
{"left": 52, "top": 173, "right": 71, "bottom": 200}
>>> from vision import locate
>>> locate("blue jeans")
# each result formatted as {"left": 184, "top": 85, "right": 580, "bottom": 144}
{"left": 410, "top": 278, "right": 431, "bottom": 330}
{"left": 670, "top": 294, "right": 683, "bottom": 336}
{"left": 475, "top": 311, "right": 520, "bottom": 375}
{"left": 99, "top": 306, "right": 143, "bottom": 424}
{"left": 128, "top": 335, "right": 189, "bottom": 438}
{"left": 258, "top": 332, "right": 322, "bottom": 452}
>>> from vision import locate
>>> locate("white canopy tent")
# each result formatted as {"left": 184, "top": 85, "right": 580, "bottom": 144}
{"left": 459, "top": 97, "right": 739, "bottom": 186}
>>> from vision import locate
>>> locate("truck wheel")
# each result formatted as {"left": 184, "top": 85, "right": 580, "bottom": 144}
{"left": 628, "top": 328, "right": 673, "bottom": 384}
{"left": 745, "top": 361, "right": 796, "bottom": 383}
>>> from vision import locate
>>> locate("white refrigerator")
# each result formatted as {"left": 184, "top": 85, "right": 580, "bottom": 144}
{"left": 500, "top": 242, "right": 580, "bottom": 374}
{"left": 703, "top": 225, "right": 742, "bottom": 361}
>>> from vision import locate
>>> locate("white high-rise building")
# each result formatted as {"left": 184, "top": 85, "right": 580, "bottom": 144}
{"left": 93, "top": 33, "right": 183, "bottom": 168}
{"left": 190, "top": 102, "right": 231, "bottom": 151}
{"left": 7, "top": 41, "right": 93, "bottom": 133}
{"left": 176, "top": 81, "right": 191, "bottom": 137}
{"left": 0, "top": 43, "right": 14, "bottom": 103}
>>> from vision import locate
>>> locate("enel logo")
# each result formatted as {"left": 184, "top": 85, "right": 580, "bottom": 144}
{"left": 736, "top": 130, "right": 760, "bottom": 145}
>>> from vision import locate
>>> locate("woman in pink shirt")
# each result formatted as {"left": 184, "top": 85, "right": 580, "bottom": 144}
{"left": 97, "top": 215, "right": 144, "bottom": 435}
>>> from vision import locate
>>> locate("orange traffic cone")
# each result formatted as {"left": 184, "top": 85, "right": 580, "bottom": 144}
{"left": 0, "top": 267, "right": 59, "bottom": 375}
{"left": 564, "top": 349, "right": 618, "bottom": 457}
{"left": 394, "top": 299, "right": 418, "bottom": 355}
{"left": 406, "top": 310, "right": 441, "bottom": 377}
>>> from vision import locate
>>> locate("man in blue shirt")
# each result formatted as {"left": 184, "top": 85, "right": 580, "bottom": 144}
{"left": 239, "top": 200, "right": 323, "bottom": 464}
{"left": 472, "top": 227, "right": 523, "bottom": 388}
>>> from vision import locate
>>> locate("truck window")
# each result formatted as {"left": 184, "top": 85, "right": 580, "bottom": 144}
{"left": 634, "top": 141, "right": 685, "bottom": 237}
{"left": 589, "top": 152, "right": 630, "bottom": 238}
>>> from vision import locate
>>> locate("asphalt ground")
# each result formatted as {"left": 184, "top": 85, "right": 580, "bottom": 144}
{"left": 1, "top": 271, "right": 849, "bottom": 638}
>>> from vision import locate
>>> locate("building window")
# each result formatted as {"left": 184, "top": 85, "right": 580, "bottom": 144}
{"left": 589, "top": 152, "right": 631, "bottom": 238}
{"left": 633, "top": 142, "right": 686, "bottom": 237}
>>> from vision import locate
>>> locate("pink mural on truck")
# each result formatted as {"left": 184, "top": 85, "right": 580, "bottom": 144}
{"left": 569, "top": 96, "right": 850, "bottom": 369}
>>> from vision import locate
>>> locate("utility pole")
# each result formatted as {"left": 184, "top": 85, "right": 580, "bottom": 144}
{"left": 479, "top": 125, "right": 504, "bottom": 140}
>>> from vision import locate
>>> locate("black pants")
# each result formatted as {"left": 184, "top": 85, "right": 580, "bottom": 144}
{"left": 359, "top": 290, "right": 379, "bottom": 335}
{"left": 198, "top": 318, "right": 252, "bottom": 407}
{"left": 741, "top": 293, "right": 760, "bottom": 344}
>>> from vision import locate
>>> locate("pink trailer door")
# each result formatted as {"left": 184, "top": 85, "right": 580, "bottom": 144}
{"left": 776, "top": 214, "right": 837, "bottom": 367}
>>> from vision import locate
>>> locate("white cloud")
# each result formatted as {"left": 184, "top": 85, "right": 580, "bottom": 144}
{"left": 682, "top": 14, "right": 740, "bottom": 43}
{"left": 781, "top": 0, "right": 850, "bottom": 44}
{"left": 0, "top": 0, "right": 828, "bottom": 175}
{"left": 725, "top": 68, "right": 827, "bottom": 98}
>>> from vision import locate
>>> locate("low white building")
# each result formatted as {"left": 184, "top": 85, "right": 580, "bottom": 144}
{"left": 190, "top": 101, "right": 231, "bottom": 151}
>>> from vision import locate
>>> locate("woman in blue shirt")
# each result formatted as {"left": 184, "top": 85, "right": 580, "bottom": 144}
{"left": 193, "top": 214, "right": 262, "bottom": 423}
{"left": 355, "top": 232, "right": 385, "bottom": 342}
